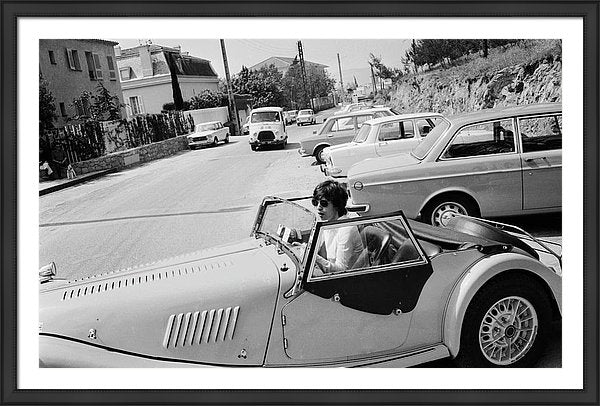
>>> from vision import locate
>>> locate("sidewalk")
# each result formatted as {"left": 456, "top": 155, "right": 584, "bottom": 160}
{"left": 39, "top": 168, "right": 117, "bottom": 196}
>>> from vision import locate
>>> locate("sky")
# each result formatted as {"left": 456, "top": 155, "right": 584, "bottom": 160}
{"left": 109, "top": 38, "right": 412, "bottom": 86}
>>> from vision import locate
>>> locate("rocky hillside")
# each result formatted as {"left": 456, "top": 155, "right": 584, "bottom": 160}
{"left": 386, "top": 40, "right": 561, "bottom": 115}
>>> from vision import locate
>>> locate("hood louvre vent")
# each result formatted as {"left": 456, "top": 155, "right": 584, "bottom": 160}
{"left": 60, "top": 260, "right": 234, "bottom": 301}
{"left": 163, "top": 306, "right": 240, "bottom": 349}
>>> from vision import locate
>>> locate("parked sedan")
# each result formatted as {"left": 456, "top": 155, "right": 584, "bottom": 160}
{"left": 187, "top": 121, "right": 230, "bottom": 149}
{"left": 296, "top": 109, "right": 316, "bottom": 126}
{"left": 298, "top": 107, "right": 395, "bottom": 164}
{"left": 347, "top": 103, "right": 562, "bottom": 226}
{"left": 322, "top": 112, "right": 445, "bottom": 179}
{"left": 39, "top": 196, "right": 561, "bottom": 368}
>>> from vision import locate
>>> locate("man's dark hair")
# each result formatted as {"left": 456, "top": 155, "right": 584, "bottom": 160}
{"left": 313, "top": 180, "right": 348, "bottom": 217}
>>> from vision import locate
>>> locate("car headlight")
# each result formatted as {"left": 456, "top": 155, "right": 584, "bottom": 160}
{"left": 353, "top": 181, "right": 364, "bottom": 191}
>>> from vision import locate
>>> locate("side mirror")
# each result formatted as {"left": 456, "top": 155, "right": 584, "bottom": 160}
{"left": 39, "top": 262, "right": 56, "bottom": 283}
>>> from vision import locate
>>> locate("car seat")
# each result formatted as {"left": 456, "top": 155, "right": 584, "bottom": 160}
{"left": 358, "top": 226, "right": 391, "bottom": 267}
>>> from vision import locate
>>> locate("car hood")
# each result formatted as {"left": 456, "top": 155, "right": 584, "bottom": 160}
{"left": 39, "top": 238, "right": 282, "bottom": 366}
{"left": 348, "top": 152, "right": 420, "bottom": 178}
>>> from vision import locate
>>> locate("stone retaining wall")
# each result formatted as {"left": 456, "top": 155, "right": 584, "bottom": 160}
{"left": 72, "top": 135, "right": 189, "bottom": 175}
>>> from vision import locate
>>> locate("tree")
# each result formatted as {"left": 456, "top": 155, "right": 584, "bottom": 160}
{"left": 39, "top": 73, "right": 57, "bottom": 133}
{"left": 188, "top": 89, "right": 228, "bottom": 109}
{"left": 92, "top": 82, "right": 123, "bottom": 120}
{"left": 232, "top": 65, "right": 285, "bottom": 108}
{"left": 369, "top": 54, "right": 403, "bottom": 83}
{"left": 282, "top": 59, "right": 335, "bottom": 109}
{"left": 70, "top": 82, "right": 123, "bottom": 122}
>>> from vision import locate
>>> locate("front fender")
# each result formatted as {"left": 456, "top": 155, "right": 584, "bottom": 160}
{"left": 443, "top": 252, "right": 562, "bottom": 358}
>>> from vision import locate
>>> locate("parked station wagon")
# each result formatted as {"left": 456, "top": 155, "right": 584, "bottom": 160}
{"left": 347, "top": 103, "right": 562, "bottom": 226}
{"left": 39, "top": 196, "right": 561, "bottom": 368}
{"left": 299, "top": 108, "right": 395, "bottom": 164}
{"left": 322, "top": 112, "right": 445, "bottom": 179}
{"left": 187, "top": 121, "right": 230, "bottom": 149}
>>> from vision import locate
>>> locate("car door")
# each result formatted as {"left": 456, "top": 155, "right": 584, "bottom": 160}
{"left": 518, "top": 114, "right": 562, "bottom": 210}
{"left": 436, "top": 118, "right": 522, "bottom": 216}
{"left": 375, "top": 120, "right": 420, "bottom": 157}
{"left": 326, "top": 116, "right": 358, "bottom": 144}
{"left": 281, "top": 213, "right": 433, "bottom": 363}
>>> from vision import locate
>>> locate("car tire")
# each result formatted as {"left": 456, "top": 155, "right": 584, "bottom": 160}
{"left": 313, "top": 145, "right": 328, "bottom": 165}
{"left": 421, "top": 194, "right": 479, "bottom": 227}
{"left": 251, "top": 145, "right": 257, "bottom": 151}
{"left": 225, "top": 134, "right": 230, "bottom": 144}
{"left": 189, "top": 146, "right": 196, "bottom": 150}
{"left": 213, "top": 137, "right": 219, "bottom": 147}
{"left": 453, "top": 276, "right": 551, "bottom": 368}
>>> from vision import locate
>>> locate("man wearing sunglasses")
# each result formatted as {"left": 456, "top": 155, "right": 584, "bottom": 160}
{"left": 311, "top": 180, "right": 365, "bottom": 274}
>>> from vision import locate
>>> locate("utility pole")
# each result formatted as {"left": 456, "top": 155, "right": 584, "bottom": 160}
{"left": 220, "top": 39, "right": 240, "bottom": 136}
{"left": 297, "top": 40, "right": 311, "bottom": 109}
{"left": 337, "top": 53, "right": 344, "bottom": 103}
{"left": 370, "top": 63, "right": 377, "bottom": 94}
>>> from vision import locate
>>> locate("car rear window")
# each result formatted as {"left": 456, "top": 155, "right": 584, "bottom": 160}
{"left": 411, "top": 120, "right": 450, "bottom": 159}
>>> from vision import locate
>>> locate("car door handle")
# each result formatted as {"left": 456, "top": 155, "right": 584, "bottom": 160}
{"left": 525, "top": 156, "right": 548, "bottom": 162}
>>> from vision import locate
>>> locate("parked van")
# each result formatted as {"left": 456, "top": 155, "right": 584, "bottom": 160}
{"left": 248, "top": 107, "right": 288, "bottom": 151}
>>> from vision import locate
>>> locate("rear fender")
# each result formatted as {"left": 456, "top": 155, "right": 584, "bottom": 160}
{"left": 418, "top": 187, "right": 479, "bottom": 218}
{"left": 443, "top": 253, "right": 561, "bottom": 357}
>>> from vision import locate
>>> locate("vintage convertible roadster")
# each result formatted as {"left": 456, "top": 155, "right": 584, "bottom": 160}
{"left": 39, "top": 196, "right": 561, "bottom": 368}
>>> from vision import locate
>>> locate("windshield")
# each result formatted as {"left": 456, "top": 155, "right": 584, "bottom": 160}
{"left": 196, "top": 123, "right": 219, "bottom": 131}
{"left": 353, "top": 123, "right": 372, "bottom": 143}
{"left": 254, "top": 198, "right": 317, "bottom": 263}
{"left": 251, "top": 112, "right": 281, "bottom": 123}
{"left": 411, "top": 119, "right": 450, "bottom": 159}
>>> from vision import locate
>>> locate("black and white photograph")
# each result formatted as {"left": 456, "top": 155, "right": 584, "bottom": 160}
{"left": 3, "top": 6, "right": 597, "bottom": 404}
{"left": 38, "top": 37, "right": 565, "bottom": 370}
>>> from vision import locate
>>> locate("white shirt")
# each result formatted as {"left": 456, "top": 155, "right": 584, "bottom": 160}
{"left": 319, "top": 215, "right": 364, "bottom": 273}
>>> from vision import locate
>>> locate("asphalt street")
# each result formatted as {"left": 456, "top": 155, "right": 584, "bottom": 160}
{"left": 38, "top": 106, "right": 562, "bottom": 367}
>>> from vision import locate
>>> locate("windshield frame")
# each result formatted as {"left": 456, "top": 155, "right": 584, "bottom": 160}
{"left": 411, "top": 118, "right": 450, "bottom": 160}
{"left": 251, "top": 196, "right": 318, "bottom": 264}
{"left": 352, "top": 123, "right": 372, "bottom": 143}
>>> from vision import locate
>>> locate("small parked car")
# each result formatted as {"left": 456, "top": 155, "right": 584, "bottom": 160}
{"left": 187, "top": 121, "right": 230, "bottom": 149}
{"left": 283, "top": 110, "right": 297, "bottom": 125}
{"left": 347, "top": 103, "right": 562, "bottom": 226}
{"left": 296, "top": 109, "right": 316, "bottom": 126}
{"left": 321, "top": 112, "right": 445, "bottom": 179}
{"left": 39, "top": 196, "right": 561, "bottom": 368}
{"left": 298, "top": 107, "right": 395, "bottom": 164}
{"left": 248, "top": 107, "right": 288, "bottom": 151}
{"left": 334, "top": 102, "right": 369, "bottom": 115}
{"left": 242, "top": 116, "right": 250, "bottom": 135}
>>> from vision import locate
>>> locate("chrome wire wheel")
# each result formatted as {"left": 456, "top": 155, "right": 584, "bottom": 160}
{"left": 478, "top": 296, "right": 539, "bottom": 366}
{"left": 431, "top": 201, "right": 467, "bottom": 227}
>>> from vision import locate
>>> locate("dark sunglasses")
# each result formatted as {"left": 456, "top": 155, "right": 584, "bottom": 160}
{"left": 311, "top": 198, "right": 330, "bottom": 208}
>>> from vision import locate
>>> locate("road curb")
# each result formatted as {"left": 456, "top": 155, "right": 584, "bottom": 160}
{"left": 39, "top": 168, "right": 118, "bottom": 196}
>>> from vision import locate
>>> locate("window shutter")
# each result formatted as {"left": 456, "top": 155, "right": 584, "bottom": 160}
{"left": 107, "top": 56, "right": 116, "bottom": 80}
{"left": 85, "top": 52, "right": 96, "bottom": 79}
{"left": 93, "top": 53, "right": 103, "bottom": 80}
{"left": 66, "top": 48, "right": 75, "bottom": 70}
{"left": 72, "top": 50, "right": 81, "bottom": 71}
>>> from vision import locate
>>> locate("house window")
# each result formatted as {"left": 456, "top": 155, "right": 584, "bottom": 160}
{"left": 59, "top": 102, "right": 67, "bottom": 117}
{"left": 120, "top": 67, "right": 131, "bottom": 81}
{"left": 65, "top": 48, "right": 81, "bottom": 71}
{"left": 48, "top": 50, "right": 56, "bottom": 65}
{"left": 129, "top": 96, "right": 143, "bottom": 115}
{"left": 106, "top": 55, "right": 116, "bottom": 80}
{"left": 84, "top": 51, "right": 103, "bottom": 80}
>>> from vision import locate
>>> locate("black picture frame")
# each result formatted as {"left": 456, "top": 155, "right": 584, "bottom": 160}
{"left": 2, "top": 1, "right": 598, "bottom": 405}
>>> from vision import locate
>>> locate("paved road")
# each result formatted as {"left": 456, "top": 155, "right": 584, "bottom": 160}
{"left": 39, "top": 106, "right": 561, "bottom": 367}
